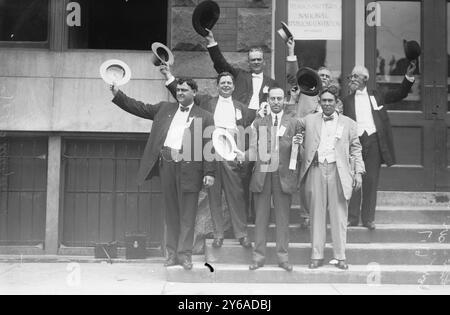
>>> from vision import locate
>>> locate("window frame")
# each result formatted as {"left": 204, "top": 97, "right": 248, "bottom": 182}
{"left": 0, "top": 0, "right": 56, "bottom": 49}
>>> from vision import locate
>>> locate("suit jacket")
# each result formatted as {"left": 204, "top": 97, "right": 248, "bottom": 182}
{"left": 208, "top": 44, "right": 279, "bottom": 123}
{"left": 248, "top": 112, "right": 302, "bottom": 195}
{"left": 299, "top": 113, "right": 365, "bottom": 200}
{"left": 112, "top": 91, "right": 215, "bottom": 191}
{"left": 343, "top": 77, "right": 414, "bottom": 166}
{"left": 167, "top": 80, "right": 251, "bottom": 128}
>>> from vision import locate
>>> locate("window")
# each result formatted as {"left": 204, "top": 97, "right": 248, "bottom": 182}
{"left": 62, "top": 139, "right": 164, "bottom": 248}
{"left": 0, "top": 0, "right": 49, "bottom": 42}
{"left": 0, "top": 136, "right": 48, "bottom": 246}
{"left": 68, "top": 0, "right": 168, "bottom": 50}
{"left": 288, "top": 0, "right": 343, "bottom": 91}
{"left": 376, "top": 1, "right": 422, "bottom": 111}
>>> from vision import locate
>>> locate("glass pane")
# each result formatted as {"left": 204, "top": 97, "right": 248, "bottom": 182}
{"left": 68, "top": 0, "right": 168, "bottom": 50}
{"left": 0, "top": 0, "right": 49, "bottom": 42}
{"left": 288, "top": 0, "right": 342, "bottom": 89}
{"left": 376, "top": 1, "right": 421, "bottom": 111}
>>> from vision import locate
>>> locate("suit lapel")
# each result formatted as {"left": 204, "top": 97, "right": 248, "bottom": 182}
{"left": 347, "top": 94, "right": 357, "bottom": 121}
{"left": 314, "top": 114, "right": 323, "bottom": 140}
{"left": 210, "top": 97, "right": 219, "bottom": 114}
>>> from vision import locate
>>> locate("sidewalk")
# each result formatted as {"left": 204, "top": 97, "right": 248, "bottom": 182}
{"left": 1, "top": 262, "right": 449, "bottom": 295}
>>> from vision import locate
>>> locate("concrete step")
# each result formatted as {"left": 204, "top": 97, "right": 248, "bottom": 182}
{"left": 166, "top": 263, "right": 450, "bottom": 285}
{"left": 268, "top": 206, "right": 450, "bottom": 225}
{"left": 244, "top": 224, "right": 450, "bottom": 244}
{"left": 205, "top": 240, "right": 450, "bottom": 266}
{"left": 292, "top": 191, "right": 450, "bottom": 209}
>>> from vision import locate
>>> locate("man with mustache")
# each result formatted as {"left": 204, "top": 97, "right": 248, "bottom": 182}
{"left": 345, "top": 62, "right": 416, "bottom": 230}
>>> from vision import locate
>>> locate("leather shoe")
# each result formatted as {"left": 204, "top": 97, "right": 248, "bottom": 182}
{"left": 278, "top": 262, "right": 293, "bottom": 272}
{"left": 212, "top": 238, "right": 224, "bottom": 248}
{"left": 363, "top": 222, "right": 376, "bottom": 230}
{"left": 308, "top": 259, "right": 324, "bottom": 269}
{"left": 335, "top": 260, "right": 349, "bottom": 270}
{"left": 180, "top": 259, "right": 193, "bottom": 271}
{"left": 249, "top": 261, "right": 264, "bottom": 271}
{"left": 164, "top": 257, "right": 178, "bottom": 267}
{"left": 347, "top": 221, "right": 359, "bottom": 227}
{"left": 239, "top": 237, "right": 252, "bottom": 249}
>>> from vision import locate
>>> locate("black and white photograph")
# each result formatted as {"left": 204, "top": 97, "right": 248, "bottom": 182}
{"left": 0, "top": 0, "right": 449, "bottom": 298}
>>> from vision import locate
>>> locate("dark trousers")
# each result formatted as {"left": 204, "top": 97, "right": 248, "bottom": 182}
{"left": 160, "top": 158, "right": 199, "bottom": 263}
{"left": 349, "top": 132, "right": 381, "bottom": 224}
{"left": 208, "top": 161, "right": 247, "bottom": 239}
{"left": 253, "top": 171, "right": 291, "bottom": 264}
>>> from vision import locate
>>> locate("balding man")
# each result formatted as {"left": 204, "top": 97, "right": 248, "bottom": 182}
{"left": 344, "top": 63, "right": 416, "bottom": 230}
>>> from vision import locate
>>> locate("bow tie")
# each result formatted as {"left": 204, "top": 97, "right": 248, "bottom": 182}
{"left": 323, "top": 115, "right": 334, "bottom": 122}
{"left": 252, "top": 73, "right": 263, "bottom": 79}
{"left": 179, "top": 105, "right": 190, "bottom": 112}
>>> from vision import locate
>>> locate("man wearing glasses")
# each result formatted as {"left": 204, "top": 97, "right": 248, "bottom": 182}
{"left": 345, "top": 63, "right": 416, "bottom": 230}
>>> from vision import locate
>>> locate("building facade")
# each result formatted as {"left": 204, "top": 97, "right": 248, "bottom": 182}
{"left": 0, "top": 0, "right": 449, "bottom": 255}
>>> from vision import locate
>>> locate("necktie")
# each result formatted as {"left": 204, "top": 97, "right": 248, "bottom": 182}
{"left": 323, "top": 115, "right": 334, "bottom": 122}
{"left": 274, "top": 115, "right": 278, "bottom": 127}
{"left": 180, "top": 105, "right": 189, "bottom": 112}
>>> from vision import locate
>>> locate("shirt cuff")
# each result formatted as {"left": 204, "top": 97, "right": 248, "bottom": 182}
{"left": 207, "top": 42, "right": 218, "bottom": 48}
{"left": 405, "top": 75, "right": 415, "bottom": 83}
{"left": 287, "top": 55, "right": 298, "bottom": 62}
{"left": 165, "top": 76, "right": 176, "bottom": 86}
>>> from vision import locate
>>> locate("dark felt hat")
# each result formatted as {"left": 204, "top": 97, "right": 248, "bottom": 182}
{"left": 277, "top": 22, "right": 294, "bottom": 43}
{"left": 192, "top": 0, "right": 221, "bottom": 37}
{"left": 404, "top": 40, "right": 421, "bottom": 61}
{"left": 297, "top": 67, "right": 323, "bottom": 97}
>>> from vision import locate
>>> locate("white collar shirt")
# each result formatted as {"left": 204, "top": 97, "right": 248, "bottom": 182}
{"left": 214, "top": 96, "right": 237, "bottom": 129}
{"left": 318, "top": 112, "right": 339, "bottom": 163}
{"left": 355, "top": 87, "right": 377, "bottom": 136}
{"left": 163, "top": 103, "right": 194, "bottom": 150}
{"left": 248, "top": 73, "right": 264, "bottom": 110}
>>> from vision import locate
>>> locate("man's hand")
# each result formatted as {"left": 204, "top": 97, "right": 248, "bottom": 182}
{"left": 293, "top": 133, "right": 304, "bottom": 145}
{"left": 287, "top": 38, "right": 295, "bottom": 57}
{"left": 110, "top": 82, "right": 119, "bottom": 97}
{"left": 353, "top": 173, "right": 363, "bottom": 191}
{"left": 204, "top": 28, "right": 216, "bottom": 46}
{"left": 159, "top": 65, "right": 174, "bottom": 81}
{"left": 406, "top": 60, "right": 417, "bottom": 77}
{"left": 203, "top": 176, "right": 215, "bottom": 188}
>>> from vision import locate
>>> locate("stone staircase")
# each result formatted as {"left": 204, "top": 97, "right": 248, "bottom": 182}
{"left": 167, "top": 192, "right": 450, "bottom": 285}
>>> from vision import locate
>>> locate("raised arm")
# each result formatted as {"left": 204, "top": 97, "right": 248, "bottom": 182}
{"left": 382, "top": 61, "right": 416, "bottom": 105}
{"left": 286, "top": 38, "right": 300, "bottom": 89}
{"left": 111, "top": 84, "right": 162, "bottom": 120}
{"left": 205, "top": 29, "right": 239, "bottom": 78}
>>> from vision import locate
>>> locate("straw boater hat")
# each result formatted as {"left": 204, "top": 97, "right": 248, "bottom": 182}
{"left": 100, "top": 59, "right": 132, "bottom": 86}
{"left": 212, "top": 128, "right": 239, "bottom": 161}
{"left": 277, "top": 22, "right": 294, "bottom": 43}
{"left": 150, "top": 42, "right": 175, "bottom": 66}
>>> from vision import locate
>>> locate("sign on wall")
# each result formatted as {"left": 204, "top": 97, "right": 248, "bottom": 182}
{"left": 288, "top": 0, "right": 342, "bottom": 40}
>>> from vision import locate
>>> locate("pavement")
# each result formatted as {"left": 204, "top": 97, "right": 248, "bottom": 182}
{"left": 0, "top": 261, "right": 449, "bottom": 295}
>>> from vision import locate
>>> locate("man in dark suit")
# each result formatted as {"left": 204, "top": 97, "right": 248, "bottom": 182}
{"left": 109, "top": 77, "right": 215, "bottom": 270}
{"left": 345, "top": 62, "right": 416, "bottom": 230}
{"left": 203, "top": 29, "right": 280, "bottom": 222}
{"left": 237, "top": 87, "right": 302, "bottom": 272}
{"left": 162, "top": 67, "right": 252, "bottom": 249}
